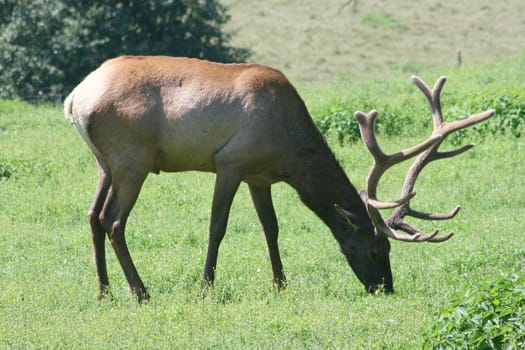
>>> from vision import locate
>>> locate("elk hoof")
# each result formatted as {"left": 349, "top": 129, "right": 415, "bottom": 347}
{"left": 273, "top": 278, "right": 288, "bottom": 291}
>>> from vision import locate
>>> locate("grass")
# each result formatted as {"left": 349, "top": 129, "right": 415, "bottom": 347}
{"left": 222, "top": 0, "right": 525, "bottom": 85}
{"left": 0, "top": 52, "right": 524, "bottom": 348}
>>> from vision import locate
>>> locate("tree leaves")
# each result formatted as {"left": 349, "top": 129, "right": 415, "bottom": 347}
{"left": 0, "top": 0, "right": 250, "bottom": 103}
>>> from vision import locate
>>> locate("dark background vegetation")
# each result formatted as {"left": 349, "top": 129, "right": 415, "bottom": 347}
{"left": 0, "top": 0, "right": 250, "bottom": 103}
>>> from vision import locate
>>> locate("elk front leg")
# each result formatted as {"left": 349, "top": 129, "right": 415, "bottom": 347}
{"left": 201, "top": 169, "right": 241, "bottom": 289}
{"left": 248, "top": 184, "right": 286, "bottom": 290}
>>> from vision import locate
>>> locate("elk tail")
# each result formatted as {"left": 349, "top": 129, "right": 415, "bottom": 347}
{"left": 64, "top": 91, "right": 75, "bottom": 122}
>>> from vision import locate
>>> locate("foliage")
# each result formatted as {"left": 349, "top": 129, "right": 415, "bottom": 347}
{"left": 310, "top": 84, "right": 431, "bottom": 144}
{"left": 314, "top": 108, "right": 362, "bottom": 144}
{"left": 310, "top": 78, "right": 525, "bottom": 145}
{"left": 424, "top": 274, "right": 525, "bottom": 349}
{"left": 448, "top": 87, "right": 525, "bottom": 145}
{"left": 0, "top": 0, "right": 250, "bottom": 103}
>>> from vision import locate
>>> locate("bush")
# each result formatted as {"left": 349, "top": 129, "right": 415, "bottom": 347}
{"left": 311, "top": 82, "right": 524, "bottom": 145}
{"left": 424, "top": 274, "right": 525, "bottom": 349}
{"left": 311, "top": 93, "right": 424, "bottom": 144}
{"left": 447, "top": 87, "right": 525, "bottom": 145}
{"left": 0, "top": 0, "right": 250, "bottom": 103}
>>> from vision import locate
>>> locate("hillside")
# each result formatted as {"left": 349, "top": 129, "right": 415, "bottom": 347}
{"left": 222, "top": 0, "right": 525, "bottom": 85}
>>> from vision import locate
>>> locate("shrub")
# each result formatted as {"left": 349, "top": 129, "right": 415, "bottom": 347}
{"left": 424, "top": 274, "right": 525, "bottom": 349}
{"left": 448, "top": 87, "right": 525, "bottom": 145}
{"left": 0, "top": 0, "right": 250, "bottom": 103}
{"left": 312, "top": 84, "right": 524, "bottom": 145}
{"left": 311, "top": 94, "right": 423, "bottom": 144}
{"left": 314, "top": 109, "right": 361, "bottom": 144}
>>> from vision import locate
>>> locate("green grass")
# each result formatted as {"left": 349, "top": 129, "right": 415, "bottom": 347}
{"left": 1, "top": 55, "right": 524, "bottom": 348}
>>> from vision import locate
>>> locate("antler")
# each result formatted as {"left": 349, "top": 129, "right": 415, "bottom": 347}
{"left": 356, "top": 75, "right": 495, "bottom": 242}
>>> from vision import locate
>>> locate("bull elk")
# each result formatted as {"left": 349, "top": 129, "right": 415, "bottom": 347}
{"left": 64, "top": 56, "right": 494, "bottom": 302}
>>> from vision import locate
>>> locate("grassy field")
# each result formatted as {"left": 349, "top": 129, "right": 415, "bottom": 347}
{"left": 0, "top": 49, "right": 524, "bottom": 348}
{"left": 223, "top": 0, "right": 525, "bottom": 85}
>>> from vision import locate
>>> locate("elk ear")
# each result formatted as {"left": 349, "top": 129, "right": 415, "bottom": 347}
{"left": 334, "top": 204, "right": 361, "bottom": 230}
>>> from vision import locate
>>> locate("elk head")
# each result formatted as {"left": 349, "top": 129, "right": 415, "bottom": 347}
{"left": 350, "top": 75, "right": 494, "bottom": 292}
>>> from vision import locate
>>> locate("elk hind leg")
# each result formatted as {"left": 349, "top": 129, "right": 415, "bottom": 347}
{"left": 88, "top": 158, "right": 112, "bottom": 299}
{"left": 100, "top": 168, "right": 150, "bottom": 302}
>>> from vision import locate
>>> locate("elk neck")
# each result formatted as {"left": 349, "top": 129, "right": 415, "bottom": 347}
{"left": 285, "top": 132, "right": 371, "bottom": 236}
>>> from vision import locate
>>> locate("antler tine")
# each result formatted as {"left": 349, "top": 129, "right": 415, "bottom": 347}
{"left": 412, "top": 75, "right": 495, "bottom": 138}
{"left": 354, "top": 110, "right": 385, "bottom": 161}
{"left": 355, "top": 110, "right": 442, "bottom": 165}
{"left": 367, "top": 192, "right": 415, "bottom": 209}
{"left": 412, "top": 75, "right": 447, "bottom": 129}
{"left": 408, "top": 205, "right": 461, "bottom": 220}
{"left": 359, "top": 75, "right": 495, "bottom": 243}
{"left": 354, "top": 110, "right": 441, "bottom": 202}
{"left": 367, "top": 204, "right": 450, "bottom": 242}
{"left": 441, "top": 109, "right": 495, "bottom": 136}
{"left": 426, "top": 109, "right": 494, "bottom": 165}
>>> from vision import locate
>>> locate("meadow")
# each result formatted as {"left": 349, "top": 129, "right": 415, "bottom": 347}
{"left": 0, "top": 51, "right": 524, "bottom": 348}
{"left": 1, "top": 1, "right": 525, "bottom": 347}
{"left": 223, "top": 0, "right": 525, "bottom": 85}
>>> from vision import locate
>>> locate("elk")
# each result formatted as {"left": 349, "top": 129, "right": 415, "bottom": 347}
{"left": 64, "top": 56, "right": 494, "bottom": 302}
